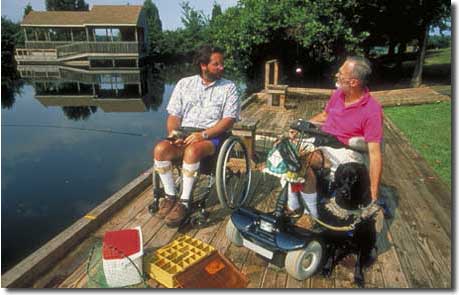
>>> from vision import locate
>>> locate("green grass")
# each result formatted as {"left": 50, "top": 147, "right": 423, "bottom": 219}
{"left": 400, "top": 47, "right": 451, "bottom": 86}
{"left": 424, "top": 47, "right": 451, "bottom": 65}
{"left": 384, "top": 102, "right": 451, "bottom": 188}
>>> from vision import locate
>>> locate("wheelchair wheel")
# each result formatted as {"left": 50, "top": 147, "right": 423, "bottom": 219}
{"left": 284, "top": 240, "right": 323, "bottom": 280}
{"left": 216, "top": 136, "right": 252, "bottom": 209}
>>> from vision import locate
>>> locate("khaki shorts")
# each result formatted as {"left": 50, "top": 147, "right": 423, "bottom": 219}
{"left": 318, "top": 146, "right": 368, "bottom": 181}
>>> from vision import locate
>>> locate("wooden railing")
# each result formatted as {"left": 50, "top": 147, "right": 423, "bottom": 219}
{"left": 56, "top": 42, "right": 139, "bottom": 58}
{"left": 60, "top": 69, "right": 141, "bottom": 84}
{"left": 25, "top": 41, "right": 71, "bottom": 49}
{"left": 15, "top": 48, "right": 57, "bottom": 62}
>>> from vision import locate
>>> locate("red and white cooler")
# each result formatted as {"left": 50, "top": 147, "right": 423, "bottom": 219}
{"left": 102, "top": 226, "right": 144, "bottom": 287}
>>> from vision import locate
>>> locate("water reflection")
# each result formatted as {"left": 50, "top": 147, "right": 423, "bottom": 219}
{"left": 1, "top": 62, "right": 24, "bottom": 109}
{"left": 17, "top": 64, "right": 165, "bottom": 119}
{"left": 2, "top": 62, "right": 169, "bottom": 273}
{"left": 2, "top": 60, "right": 245, "bottom": 273}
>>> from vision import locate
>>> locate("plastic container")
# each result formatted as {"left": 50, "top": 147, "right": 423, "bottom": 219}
{"left": 148, "top": 235, "right": 215, "bottom": 288}
{"left": 102, "top": 226, "right": 144, "bottom": 287}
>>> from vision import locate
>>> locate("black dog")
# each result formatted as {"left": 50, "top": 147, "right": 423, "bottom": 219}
{"left": 318, "top": 162, "right": 376, "bottom": 288}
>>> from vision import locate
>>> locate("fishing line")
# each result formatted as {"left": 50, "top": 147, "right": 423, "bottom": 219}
{"left": 2, "top": 123, "right": 147, "bottom": 137}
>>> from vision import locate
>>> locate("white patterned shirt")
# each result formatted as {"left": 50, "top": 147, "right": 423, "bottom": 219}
{"left": 166, "top": 75, "right": 241, "bottom": 129}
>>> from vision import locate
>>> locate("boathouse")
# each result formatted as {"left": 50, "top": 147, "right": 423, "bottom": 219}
{"left": 14, "top": 5, "right": 149, "bottom": 68}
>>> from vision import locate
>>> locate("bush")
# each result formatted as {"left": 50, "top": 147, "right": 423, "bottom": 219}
{"left": 427, "top": 35, "right": 451, "bottom": 49}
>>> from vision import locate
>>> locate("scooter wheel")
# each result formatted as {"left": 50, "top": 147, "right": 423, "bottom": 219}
{"left": 226, "top": 218, "right": 243, "bottom": 246}
{"left": 285, "top": 240, "right": 323, "bottom": 280}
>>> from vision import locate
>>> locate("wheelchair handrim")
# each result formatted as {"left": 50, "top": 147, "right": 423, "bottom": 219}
{"left": 222, "top": 139, "right": 252, "bottom": 208}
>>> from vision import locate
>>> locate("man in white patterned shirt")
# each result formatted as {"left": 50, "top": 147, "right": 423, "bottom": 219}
{"left": 152, "top": 45, "right": 241, "bottom": 227}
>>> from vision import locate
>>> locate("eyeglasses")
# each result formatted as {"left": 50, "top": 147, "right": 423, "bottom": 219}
{"left": 209, "top": 62, "right": 224, "bottom": 68}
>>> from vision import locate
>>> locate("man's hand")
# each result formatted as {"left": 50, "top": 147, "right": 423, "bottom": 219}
{"left": 184, "top": 132, "right": 205, "bottom": 145}
{"left": 309, "top": 111, "right": 328, "bottom": 125}
{"left": 166, "top": 129, "right": 185, "bottom": 146}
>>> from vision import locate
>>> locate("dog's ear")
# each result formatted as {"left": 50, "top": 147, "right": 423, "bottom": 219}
{"left": 356, "top": 164, "right": 370, "bottom": 185}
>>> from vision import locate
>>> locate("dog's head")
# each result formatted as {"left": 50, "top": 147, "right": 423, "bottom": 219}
{"left": 333, "top": 162, "right": 370, "bottom": 209}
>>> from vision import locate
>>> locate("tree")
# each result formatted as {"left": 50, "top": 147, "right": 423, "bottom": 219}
{"left": 143, "top": 0, "right": 162, "bottom": 56}
{"left": 409, "top": 1, "right": 450, "bottom": 87}
{"left": 347, "top": 0, "right": 450, "bottom": 87}
{"left": 62, "top": 106, "right": 97, "bottom": 121}
{"left": 46, "top": 0, "right": 89, "bottom": 11}
{"left": 1, "top": 17, "right": 25, "bottom": 109}
{"left": 210, "top": 0, "right": 370, "bottom": 80}
{"left": 178, "top": 1, "right": 210, "bottom": 57}
{"left": 24, "top": 3, "right": 33, "bottom": 17}
{"left": 210, "top": 2, "right": 222, "bottom": 23}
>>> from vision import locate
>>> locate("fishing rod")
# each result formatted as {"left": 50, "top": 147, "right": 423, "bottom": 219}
{"left": 2, "top": 123, "right": 147, "bottom": 137}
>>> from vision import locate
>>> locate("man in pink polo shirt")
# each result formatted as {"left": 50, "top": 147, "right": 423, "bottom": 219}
{"left": 289, "top": 56, "right": 383, "bottom": 225}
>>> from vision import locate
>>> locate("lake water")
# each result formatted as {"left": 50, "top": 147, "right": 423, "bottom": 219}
{"left": 1, "top": 65, "right": 248, "bottom": 272}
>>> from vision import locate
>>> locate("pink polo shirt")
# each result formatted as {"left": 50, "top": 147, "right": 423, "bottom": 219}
{"left": 321, "top": 88, "right": 383, "bottom": 145}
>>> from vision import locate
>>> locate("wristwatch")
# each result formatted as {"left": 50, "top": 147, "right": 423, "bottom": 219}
{"left": 202, "top": 131, "right": 209, "bottom": 140}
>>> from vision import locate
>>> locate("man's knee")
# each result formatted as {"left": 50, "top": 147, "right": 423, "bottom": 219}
{"left": 308, "top": 150, "right": 325, "bottom": 169}
{"left": 154, "top": 141, "right": 174, "bottom": 160}
{"left": 183, "top": 145, "right": 204, "bottom": 162}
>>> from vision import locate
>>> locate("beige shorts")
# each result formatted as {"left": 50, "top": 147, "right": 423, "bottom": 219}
{"left": 318, "top": 146, "right": 368, "bottom": 181}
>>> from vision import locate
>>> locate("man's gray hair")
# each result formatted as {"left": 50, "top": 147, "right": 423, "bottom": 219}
{"left": 346, "top": 56, "right": 372, "bottom": 87}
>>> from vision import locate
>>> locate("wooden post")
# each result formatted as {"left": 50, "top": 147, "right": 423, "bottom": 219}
{"left": 274, "top": 61, "right": 279, "bottom": 85}
{"left": 232, "top": 119, "right": 259, "bottom": 161}
{"left": 280, "top": 94, "right": 286, "bottom": 108}
{"left": 134, "top": 28, "right": 138, "bottom": 42}
{"left": 23, "top": 28, "right": 28, "bottom": 42}
{"left": 264, "top": 62, "right": 270, "bottom": 90}
{"left": 85, "top": 27, "right": 89, "bottom": 42}
{"left": 70, "top": 28, "right": 74, "bottom": 42}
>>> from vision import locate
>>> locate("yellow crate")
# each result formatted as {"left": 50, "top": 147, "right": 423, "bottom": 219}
{"left": 147, "top": 235, "right": 216, "bottom": 288}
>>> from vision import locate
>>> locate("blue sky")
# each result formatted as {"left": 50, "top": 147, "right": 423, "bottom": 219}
{"left": 1, "top": 0, "right": 238, "bottom": 30}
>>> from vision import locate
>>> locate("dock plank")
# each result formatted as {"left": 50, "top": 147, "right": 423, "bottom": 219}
{"left": 11, "top": 88, "right": 451, "bottom": 289}
{"left": 381, "top": 120, "right": 451, "bottom": 288}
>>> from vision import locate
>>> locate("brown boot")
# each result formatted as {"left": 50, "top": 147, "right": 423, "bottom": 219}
{"left": 165, "top": 202, "right": 188, "bottom": 227}
{"left": 295, "top": 214, "right": 315, "bottom": 230}
{"left": 157, "top": 195, "right": 176, "bottom": 218}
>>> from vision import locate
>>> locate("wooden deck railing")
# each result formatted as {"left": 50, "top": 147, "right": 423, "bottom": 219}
{"left": 25, "top": 41, "right": 71, "bottom": 49}
{"left": 56, "top": 42, "right": 139, "bottom": 58}
{"left": 60, "top": 69, "right": 141, "bottom": 84}
{"left": 15, "top": 48, "right": 57, "bottom": 62}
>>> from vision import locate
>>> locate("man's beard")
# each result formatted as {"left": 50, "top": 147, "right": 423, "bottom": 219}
{"left": 203, "top": 70, "right": 222, "bottom": 82}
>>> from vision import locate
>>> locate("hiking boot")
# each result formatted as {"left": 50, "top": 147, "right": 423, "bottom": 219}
{"left": 295, "top": 214, "right": 315, "bottom": 230}
{"left": 165, "top": 202, "right": 189, "bottom": 227}
{"left": 157, "top": 195, "right": 176, "bottom": 218}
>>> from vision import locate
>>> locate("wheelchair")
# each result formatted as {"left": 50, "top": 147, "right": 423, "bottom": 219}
{"left": 148, "top": 127, "right": 252, "bottom": 227}
{"left": 226, "top": 119, "right": 386, "bottom": 281}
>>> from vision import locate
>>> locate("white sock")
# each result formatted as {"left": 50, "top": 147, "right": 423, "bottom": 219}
{"left": 287, "top": 183, "right": 301, "bottom": 211}
{"left": 301, "top": 192, "right": 318, "bottom": 218}
{"left": 154, "top": 160, "right": 175, "bottom": 196}
{"left": 181, "top": 162, "right": 200, "bottom": 207}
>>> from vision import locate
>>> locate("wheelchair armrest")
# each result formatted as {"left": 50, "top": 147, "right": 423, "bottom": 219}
{"left": 347, "top": 137, "right": 369, "bottom": 153}
{"left": 347, "top": 137, "right": 385, "bottom": 154}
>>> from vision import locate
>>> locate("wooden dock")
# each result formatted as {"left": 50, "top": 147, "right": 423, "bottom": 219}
{"left": 2, "top": 87, "right": 451, "bottom": 288}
